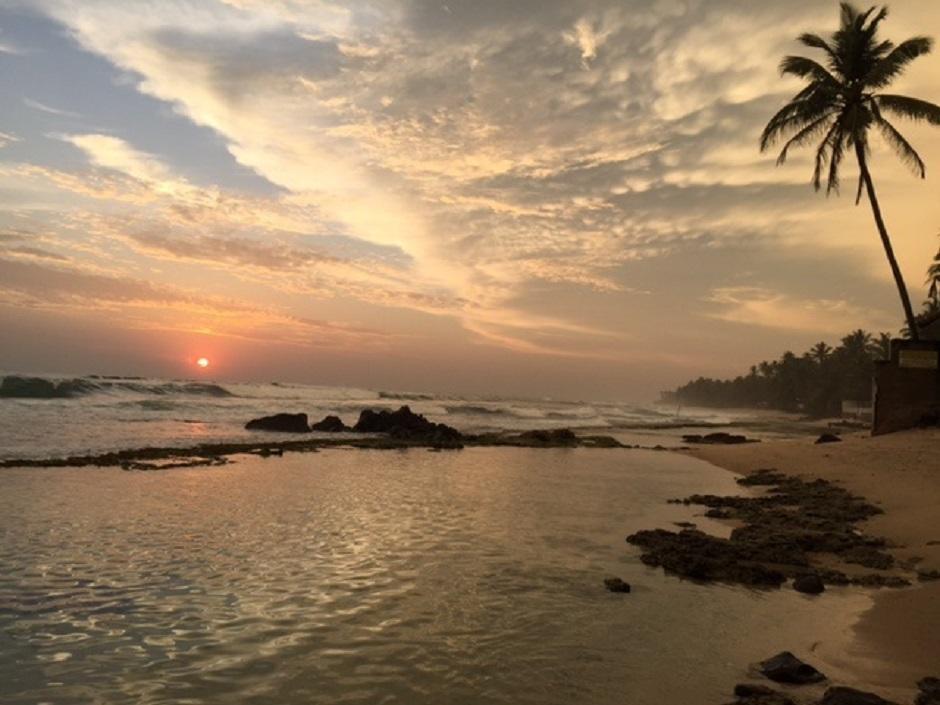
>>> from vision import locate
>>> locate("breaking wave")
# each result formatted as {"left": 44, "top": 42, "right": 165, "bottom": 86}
{"left": 0, "top": 375, "right": 234, "bottom": 400}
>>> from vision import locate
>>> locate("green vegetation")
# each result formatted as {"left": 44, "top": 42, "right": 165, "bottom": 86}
{"left": 761, "top": 3, "right": 940, "bottom": 340}
{"left": 663, "top": 330, "right": 890, "bottom": 416}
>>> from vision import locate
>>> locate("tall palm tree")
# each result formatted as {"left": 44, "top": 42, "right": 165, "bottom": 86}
{"left": 761, "top": 3, "right": 940, "bottom": 341}
{"left": 809, "top": 341, "right": 833, "bottom": 364}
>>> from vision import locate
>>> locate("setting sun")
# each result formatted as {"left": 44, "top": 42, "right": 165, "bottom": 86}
{"left": 196, "top": 357, "right": 210, "bottom": 368}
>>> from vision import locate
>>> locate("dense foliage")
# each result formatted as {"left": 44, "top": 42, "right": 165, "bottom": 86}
{"left": 663, "top": 330, "right": 891, "bottom": 417}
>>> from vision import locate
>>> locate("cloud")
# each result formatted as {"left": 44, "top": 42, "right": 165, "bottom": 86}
{"left": 23, "top": 97, "right": 82, "bottom": 118}
{"left": 705, "top": 286, "right": 897, "bottom": 334}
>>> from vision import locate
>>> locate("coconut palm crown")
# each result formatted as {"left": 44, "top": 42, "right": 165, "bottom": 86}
{"left": 760, "top": 2, "right": 940, "bottom": 340}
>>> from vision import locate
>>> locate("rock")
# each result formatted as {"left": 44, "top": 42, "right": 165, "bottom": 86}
{"left": 759, "top": 651, "right": 826, "bottom": 684}
{"left": 245, "top": 413, "right": 310, "bottom": 433}
{"left": 682, "top": 432, "right": 755, "bottom": 445}
{"left": 353, "top": 406, "right": 462, "bottom": 445}
{"left": 916, "top": 677, "right": 940, "bottom": 705}
{"left": 735, "top": 684, "right": 777, "bottom": 697}
{"left": 820, "top": 686, "right": 899, "bottom": 705}
{"left": 731, "top": 683, "right": 797, "bottom": 705}
{"left": 816, "top": 433, "right": 843, "bottom": 444}
{"left": 792, "top": 573, "right": 825, "bottom": 594}
{"left": 515, "top": 428, "right": 578, "bottom": 446}
{"left": 603, "top": 577, "right": 631, "bottom": 593}
{"left": 917, "top": 569, "right": 940, "bottom": 582}
{"left": 310, "top": 415, "right": 350, "bottom": 432}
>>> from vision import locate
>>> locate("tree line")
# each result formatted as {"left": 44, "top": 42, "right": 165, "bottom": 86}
{"left": 662, "top": 330, "right": 891, "bottom": 417}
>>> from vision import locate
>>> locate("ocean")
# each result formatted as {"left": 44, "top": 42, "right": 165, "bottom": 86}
{"left": 0, "top": 373, "right": 779, "bottom": 462}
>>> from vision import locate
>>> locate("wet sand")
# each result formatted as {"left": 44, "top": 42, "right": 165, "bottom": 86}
{"left": 685, "top": 428, "right": 940, "bottom": 690}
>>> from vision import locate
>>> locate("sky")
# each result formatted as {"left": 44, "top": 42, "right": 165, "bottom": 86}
{"left": 1, "top": 0, "right": 939, "bottom": 401}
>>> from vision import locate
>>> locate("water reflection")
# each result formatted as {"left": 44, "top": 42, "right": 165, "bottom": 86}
{"left": 0, "top": 449, "right": 876, "bottom": 705}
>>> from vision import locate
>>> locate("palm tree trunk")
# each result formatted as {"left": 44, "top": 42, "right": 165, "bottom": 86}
{"left": 854, "top": 142, "right": 920, "bottom": 341}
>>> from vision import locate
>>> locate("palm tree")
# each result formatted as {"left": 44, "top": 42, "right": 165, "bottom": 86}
{"left": 761, "top": 3, "right": 940, "bottom": 341}
{"left": 809, "top": 341, "right": 833, "bottom": 364}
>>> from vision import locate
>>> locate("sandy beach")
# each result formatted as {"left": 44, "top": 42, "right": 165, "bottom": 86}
{"left": 686, "top": 428, "right": 940, "bottom": 689}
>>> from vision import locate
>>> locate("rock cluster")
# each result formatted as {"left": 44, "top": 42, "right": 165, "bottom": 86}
{"left": 628, "top": 469, "right": 907, "bottom": 589}
{"left": 352, "top": 406, "right": 463, "bottom": 446}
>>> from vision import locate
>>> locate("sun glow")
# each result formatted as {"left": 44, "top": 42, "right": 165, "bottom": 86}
{"left": 196, "top": 357, "right": 210, "bottom": 368}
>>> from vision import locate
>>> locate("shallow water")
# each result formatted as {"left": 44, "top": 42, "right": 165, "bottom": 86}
{"left": 0, "top": 449, "right": 880, "bottom": 704}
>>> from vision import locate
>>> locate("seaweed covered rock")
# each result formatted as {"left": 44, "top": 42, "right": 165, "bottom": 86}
{"left": 792, "top": 573, "right": 825, "bottom": 594}
{"left": 730, "top": 683, "right": 796, "bottom": 705}
{"left": 916, "top": 677, "right": 940, "bottom": 705}
{"left": 627, "top": 469, "right": 897, "bottom": 589}
{"left": 515, "top": 428, "right": 578, "bottom": 446}
{"left": 245, "top": 413, "right": 310, "bottom": 433}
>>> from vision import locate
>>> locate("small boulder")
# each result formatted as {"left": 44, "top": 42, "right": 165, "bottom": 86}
{"left": 603, "top": 577, "right": 631, "bottom": 593}
{"left": 731, "top": 683, "right": 796, "bottom": 705}
{"left": 516, "top": 428, "right": 579, "bottom": 446}
{"left": 820, "top": 686, "right": 899, "bottom": 705}
{"left": 310, "top": 415, "right": 350, "bottom": 432}
{"left": 682, "top": 432, "right": 754, "bottom": 445}
{"left": 734, "top": 684, "right": 777, "bottom": 697}
{"left": 916, "top": 677, "right": 940, "bottom": 705}
{"left": 816, "top": 433, "right": 843, "bottom": 444}
{"left": 245, "top": 413, "right": 310, "bottom": 433}
{"left": 759, "top": 651, "right": 826, "bottom": 684}
{"left": 793, "top": 574, "right": 825, "bottom": 595}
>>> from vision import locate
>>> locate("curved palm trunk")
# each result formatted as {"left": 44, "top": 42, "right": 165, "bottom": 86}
{"left": 854, "top": 142, "right": 920, "bottom": 341}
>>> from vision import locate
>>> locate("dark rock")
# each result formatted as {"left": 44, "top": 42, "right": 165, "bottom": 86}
{"left": 682, "top": 432, "right": 756, "bottom": 445}
{"left": 603, "top": 577, "right": 631, "bottom": 593}
{"left": 310, "top": 415, "right": 350, "bottom": 432}
{"left": 731, "top": 683, "right": 797, "bottom": 705}
{"left": 793, "top": 573, "right": 825, "bottom": 594}
{"left": 759, "top": 651, "right": 826, "bottom": 684}
{"left": 673, "top": 521, "right": 697, "bottom": 529}
{"left": 916, "top": 677, "right": 940, "bottom": 705}
{"left": 842, "top": 546, "right": 894, "bottom": 570}
{"left": 516, "top": 428, "right": 579, "bottom": 446}
{"left": 850, "top": 574, "right": 910, "bottom": 588}
{"left": 917, "top": 569, "right": 940, "bottom": 582}
{"left": 816, "top": 433, "right": 843, "bottom": 444}
{"left": 820, "top": 686, "right": 898, "bottom": 705}
{"left": 734, "top": 684, "right": 777, "bottom": 697}
{"left": 245, "top": 413, "right": 310, "bottom": 433}
{"left": 353, "top": 406, "right": 462, "bottom": 445}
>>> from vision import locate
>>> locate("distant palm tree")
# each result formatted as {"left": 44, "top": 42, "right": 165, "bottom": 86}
{"left": 809, "top": 341, "right": 833, "bottom": 364}
{"left": 761, "top": 3, "right": 940, "bottom": 341}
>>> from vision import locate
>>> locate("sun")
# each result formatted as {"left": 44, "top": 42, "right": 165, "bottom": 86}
{"left": 196, "top": 357, "right": 210, "bottom": 369}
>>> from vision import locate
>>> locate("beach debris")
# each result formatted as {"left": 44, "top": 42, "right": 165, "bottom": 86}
{"left": 310, "top": 415, "right": 350, "bottom": 432}
{"left": 245, "top": 412, "right": 310, "bottom": 433}
{"left": 819, "top": 686, "right": 898, "bottom": 704}
{"left": 916, "top": 677, "right": 940, "bottom": 705}
{"left": 815, "top": 433, "right": 843, "bottom": 444}
{"left": 792, "top": 573, "right": 825, "bottom": 594}
{"left": 682, "top": 432, "right": 757, "bottom": 445}
{"left": 759, "top": 651, "right": 826, "bottom": 684}
{"left": 603, "top": 577, "right": 631, "bottom": 593}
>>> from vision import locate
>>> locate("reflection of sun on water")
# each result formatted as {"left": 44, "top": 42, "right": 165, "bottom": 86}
{"left": 196, "top": 357, "right": 210, "bottom": 368}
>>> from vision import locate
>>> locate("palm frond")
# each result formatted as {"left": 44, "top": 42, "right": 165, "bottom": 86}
{"left": 779, "top": 55, "right": 842, "bottom": 90}
{"left": 813, "top": 121, "right": 842, "bottom": 191}
{"left": 875, "top": 94, "right": 940, "bottom": 124}
{"left": 760, "top": 88, "right": 840, "bottom": 151}
{"left": 827, "top": 126, "right": 848, "bottom": 194}
{"left": 775, "top": 112, "right": 838, "bottom": 165}
{"left": 865, "top": 37, "right": 933, "bottom": 88}
{"left": 875, "top": 115, "right": 926, "bottom": 177}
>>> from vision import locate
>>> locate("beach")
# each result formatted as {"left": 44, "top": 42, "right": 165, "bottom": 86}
{"left": 686, "top": 427, "right": 940, "bottom": 690}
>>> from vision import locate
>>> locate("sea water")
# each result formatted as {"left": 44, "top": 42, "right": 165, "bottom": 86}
{"left": 0, "top": 448, "right": 889, "bottom": 705}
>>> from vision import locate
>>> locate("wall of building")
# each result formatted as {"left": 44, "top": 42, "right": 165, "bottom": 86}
{"left": 872, "top": 339, "right": 940, "bottom": 435}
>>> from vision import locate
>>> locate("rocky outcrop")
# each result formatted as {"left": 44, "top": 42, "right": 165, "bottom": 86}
{"left": 729, "top": 683, "right": 796, "bottom": 705}
{"left": 354, "top": 406, "right": 462, "bottom": 445}
{"left": 682, "top": 432, "right": 757, "bottom": 445}
{"left": 917, "top": 677, "right": 940, "bottom": 705}
{"left": 627, "top": 469, "right": 901, "bottom": 589}
{"left": 759, "top": 651, "right": 826, "bottom": 684}
{"left": 310, "top": 415, "right": 350, "bottom": 432}
{"left": 245, "top": 413, "right": 310, "bottom": 433}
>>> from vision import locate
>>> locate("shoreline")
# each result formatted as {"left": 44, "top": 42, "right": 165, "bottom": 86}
{"left": 682, "top": 428, "right": 940, "bottom": 692}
